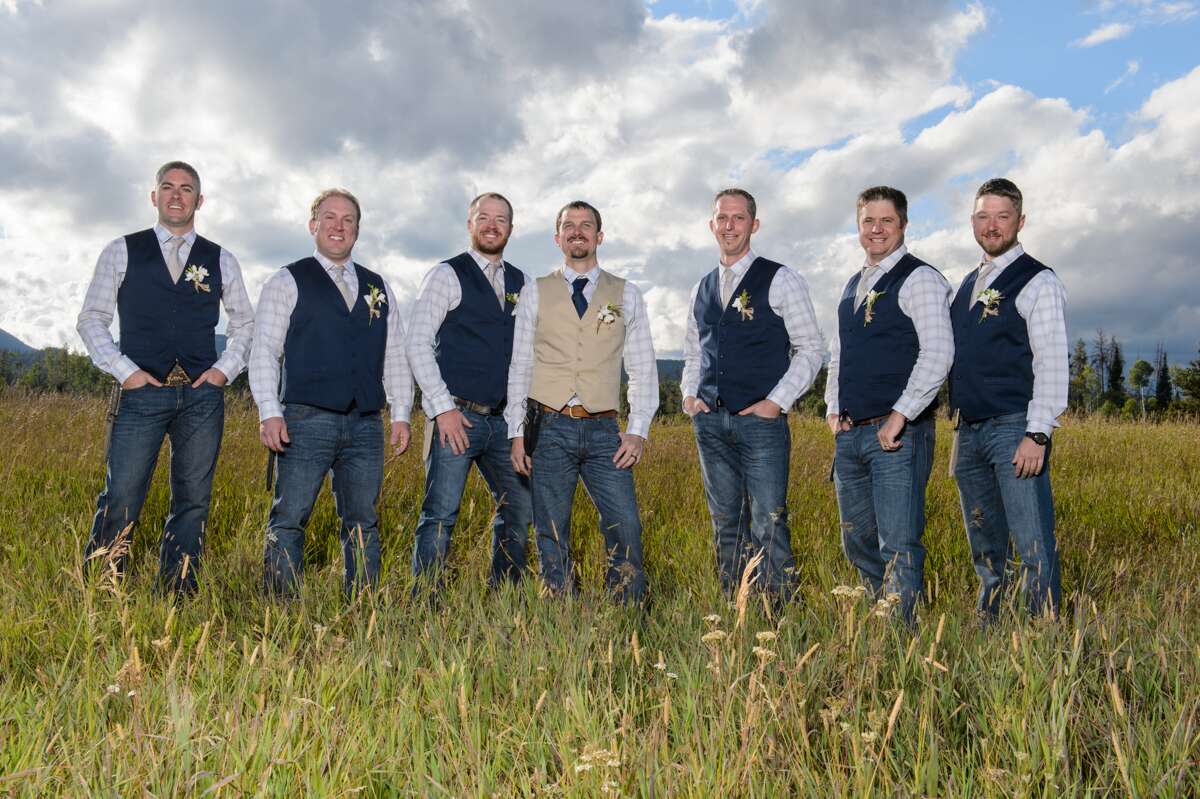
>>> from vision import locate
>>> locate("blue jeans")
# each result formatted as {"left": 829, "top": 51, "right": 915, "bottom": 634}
{"left": 954, "top": 412, "right": 1060, "bottom": 619}
{"left": 833, "top": 416, "right": 935, "bottom": 625}
{"left": 412, "top": 409, "right": 532, "bottom": 590}
{"left": 264, "top": 404, "right": 384, "bottom": 599}
{"left": 85, "top": 382, "right": 224, "bottom": 594}
{"left": 692, "top": 408, "right": 796, "bottom": 598}
{"left": 530, "top": 413, "right": 645, "bottom": 603}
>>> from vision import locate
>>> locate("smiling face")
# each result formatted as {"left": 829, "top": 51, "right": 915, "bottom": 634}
{"left": 308, "top": 194, "right": 359, "bottom": 263}
{"left": 468, "top": 196, "right": 512, "bottom": 257}
{"left": 857, "top": 199, "right": 906, "bottom": 264}
{"left": 554, "top": 206, "right": 603, "bottom": 265}
{"left": 710, "top": 194, "right": 759, "bottom": 265}
{"left": 151, "top": 168, "right": 203, "bottom": 234}
{"left": 972, "top": 194, "right": 1025, "bottom": 259}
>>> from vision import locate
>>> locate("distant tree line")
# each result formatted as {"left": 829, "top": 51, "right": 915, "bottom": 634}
{"left": 4, "top": 342, "right": 1199, "bottom": 421}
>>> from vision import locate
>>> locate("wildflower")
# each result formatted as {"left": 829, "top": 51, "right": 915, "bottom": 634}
{"left": 701, "top": 629, "right": 727, "bottom": 644}
{"left": 753, "top": 646, "right": 776, "bottom": 661}
{"left": 755, "top": 631, "right": 777, "bottom": 643}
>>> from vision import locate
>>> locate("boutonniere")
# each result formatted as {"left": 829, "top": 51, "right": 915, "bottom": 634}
{"left": 363, "top": 284, "right": 387, "bottom": 324}
{"left": 863, "top": 290, "right": 885, "bottom": 326}
{"left": 182, "top": 265, "right": 211, "bottom": 293}
{"left": 732, "top": 289, "right": 754, "bottom": 321}
{"left": 976, "top": 288, "right": 1004, "bottom": 322}
{"left": 505, "top": 291, "right": 520, "bottom": 316}
{"left": 595, "top": 302, "right": 623, "bottom": 333}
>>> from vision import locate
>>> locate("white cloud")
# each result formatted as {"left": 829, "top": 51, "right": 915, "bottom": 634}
{"left": 1105, "top": 59, "right": 1141, "bottom": 92}
{"left": 1073, "top": 21, "right": 1134, "bottom": 46}
{"left": 0, "top": 0, "right": 1196, "bottom": 366}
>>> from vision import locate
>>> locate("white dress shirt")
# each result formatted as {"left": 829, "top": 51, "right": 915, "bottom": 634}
{"left": 825, "top": 245, "right": 954, "bottom": 420}
{"left": 76, "top": 223, "right": 255, "bottom": 384}
{"left": 679, "top": 249, "right": 825, "bottom": 411}
{"left": 505, "top": 265, "right": 659, "bottom": 439}
{"left": 962, "top": 243, "right": 1068, "bottom": 436}
{"left": 406, "top": 249, "right": 526, "bottom": 419}
{"left": 248, "top": 250, "right": 413, "bottom": 423}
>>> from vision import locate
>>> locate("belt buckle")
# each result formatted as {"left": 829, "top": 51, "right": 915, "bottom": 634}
{"left": 566, "top": 405, "right": 587, "bottom": 419}
{"left": 165, "top": 364, "right": 190, "bottom": 387}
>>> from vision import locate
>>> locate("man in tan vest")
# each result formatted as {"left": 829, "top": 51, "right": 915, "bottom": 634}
{"left": 506, "top": 201, "right": 659, "bottom": 603}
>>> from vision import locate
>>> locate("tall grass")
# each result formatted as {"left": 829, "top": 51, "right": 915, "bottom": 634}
{"left": 0, "top": 388, "right": 1197, "bottom": 796}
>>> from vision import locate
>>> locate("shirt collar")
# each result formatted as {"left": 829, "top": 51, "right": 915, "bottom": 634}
{"left": 154, "top": 224, "right": 196, "bottom": 245}
{"left": 563, "top": 264, "right": 599, "bottom": 284}
{"left": 864, "top": 244, "right": 908, "bottom": 273}
{"left": 981, "top": 242, "right": 1024, "bottom": 272}
{"left": 313, "top": 250, "right": 352, "bottom": 272}
{"left": 468, "top": 249, "right": 502, "bottom": 271}
{"left": 719, "top": 248, "right": 757, "bottom": 280}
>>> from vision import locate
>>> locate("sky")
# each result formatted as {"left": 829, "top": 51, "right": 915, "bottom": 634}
{"left": 1, "top": 0, "right": 1198, "bottom": 365}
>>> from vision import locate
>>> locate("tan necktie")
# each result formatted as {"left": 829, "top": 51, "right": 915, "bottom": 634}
{"left": 973, "top": 262, "right": 995, "bottom": 304}
{"left": 485, "top": 262, "right": 505, "bottom": 308}
{"left": 720, "top": 267, "right": 736, "bottom": 307}
{"left": 854, "top": 264, "right": 880, "bottom": 310}
{"left": 165, "top": 236, "right": 185, "bottom": 283}
{"left": 332, "top": 264, "right": 355, "bottom": 310}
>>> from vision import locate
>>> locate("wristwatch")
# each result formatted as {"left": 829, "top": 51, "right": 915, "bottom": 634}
{"left": 1024, "top": 432, "right": 1049, "bottom": 446}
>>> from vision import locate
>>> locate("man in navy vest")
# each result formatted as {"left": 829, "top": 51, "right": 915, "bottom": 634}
{"left": 680, "top": 188, "right": 824, "bottom": 604}
{"left": 76, "top": 161, "right": 255, "bottom": 594}
{"left": 950, "top": 178, "right": 1068, "bottom": 621}
{"left": 406, "top": 193, "right": 532, "bottom": 596}
{"left": 250, "top": 189, "right": 413, "bottom": 599}
{"left": 826, "top": 186, "right": 953, "bottom": 626}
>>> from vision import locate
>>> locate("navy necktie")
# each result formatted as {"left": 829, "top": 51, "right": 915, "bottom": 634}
{"left": 571, "top": 276, "right": 589, "bottom": 318}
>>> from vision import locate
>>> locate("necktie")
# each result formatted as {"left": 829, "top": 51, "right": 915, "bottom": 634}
{"left": 720, "top": 267, "right": 736, "bottom": 308}
{"left": 485, "top": 262, "right": 505, "bottom": 308}
{"left": 974, "top": 262, "right": 995, "bottom": 304}
{"left": 854, "top": 264, "right": 880, "bottom": 310}
{"left": 332, "top": 264, "right": 355, "bottom": 310}
{"left": 165, "top": 236, "right": 185, "bottom": 283}
{"left": 571, "top": 276, "right": 589, "bottom": 319}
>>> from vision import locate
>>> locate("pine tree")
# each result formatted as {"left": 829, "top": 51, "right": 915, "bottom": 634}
{"left": 1092, "top": 329, "right": 1110, "bottom": 395}
{"left": 1104, "top": 339, "right": 1126, "bottom": 406}
{"left": 1068, "top": 338, "right": 1092, "bottom": 412}
{"left": 1128, "top": 358, "right": 1154, "bottom": 420}
{"left": 1154, "top": 343, "right": 1173, "bottom": 412}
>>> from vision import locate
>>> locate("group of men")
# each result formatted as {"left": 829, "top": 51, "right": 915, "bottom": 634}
{"left": 77, "top": 160, "right": 1066, "bottom": 625}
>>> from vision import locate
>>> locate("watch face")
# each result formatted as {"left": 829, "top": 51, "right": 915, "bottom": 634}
{"left": 1027, "top": 432, "right": 1048, "bottom": 446}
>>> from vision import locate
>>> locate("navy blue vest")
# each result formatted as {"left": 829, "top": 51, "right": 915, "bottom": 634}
{"left": 117, "top": 228, "right": 222, "bottom": 381}
{"left": 282, "top": 258, "right": 389, "bottom": 413}
{"left": 949, "top": 253, "right": 1050, "bottom": 422}
{"left": 434, "top": 252, "right": 524, "bottom": 407}
{"left": 694, "top": 257, "right": 791, "bottom": 413}
{"left": 836, "top": 254, "right": 932, "bottom": 421}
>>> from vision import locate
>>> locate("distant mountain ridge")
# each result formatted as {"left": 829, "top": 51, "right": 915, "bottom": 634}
{"left": 0, "top": 328, "right": 36, "bottom": 356}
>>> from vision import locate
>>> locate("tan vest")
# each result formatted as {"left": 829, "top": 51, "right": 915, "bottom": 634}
{"left": 530, "top": 269, "right": 627, "bottom": 412}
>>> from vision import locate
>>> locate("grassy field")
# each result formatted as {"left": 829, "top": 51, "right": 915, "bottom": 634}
{"left": 0, "top": 389, "right": 1198, "bottom": 797}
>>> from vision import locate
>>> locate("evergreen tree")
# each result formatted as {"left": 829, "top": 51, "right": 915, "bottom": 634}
{"left": 1154, "top": 343, "right": 1173, "bottom": 411}
{"left": 1104, "top": 338, "right": 1126, "bottom": 406}
{"left": 1173, "top": 346, "right": 1200, "bottom": 413}
{"left": 1068, "top": 338, "right": 1092, "bottom": 412}
{"left": 1092, "top": 329, "right": 1110, "bottom": 395}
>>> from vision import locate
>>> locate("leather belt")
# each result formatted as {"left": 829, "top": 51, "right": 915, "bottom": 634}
{"left": 453, "top": 396, "right": 505, "bottom": 416}
{"left": 164, "top": 364, "right": 191, "bottom": 387}
{"left": 845, "top": 413, "right": 889, "bottom": 428}
{"left": 540, "top": 403, "right": 617, "bottom": 419}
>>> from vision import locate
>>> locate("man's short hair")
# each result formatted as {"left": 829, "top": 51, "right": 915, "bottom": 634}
{"left": 556, "top": 200, "right": 602, "bottom": 233}
{"left": 975, "top": 178, "right": 1023, "bottom": 215}
{"left": 155, "top": 161, "right": 201, "bottom": 195}
{"left": 713, "top": 188, "right": 757, "bottom": 220}
{"left": 310, "top": 188, "right": 362, "bottom": 225}
{"left": 468, "top": 192, "right": 514, "bottom": 222}
{"left": 856, "top": 186, "right": 908, "bottom": 226}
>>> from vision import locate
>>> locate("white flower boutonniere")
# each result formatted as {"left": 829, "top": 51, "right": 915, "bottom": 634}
{"left": 183, "top": 265, "right": 211, "bottom": 293}
{"left": 364, "top": 284, "right": 387, "bottom": 325}
{"left": 863, "top": 290, "right": 885, "bottom": 326}
{"left": 595, "top": 302, "right": 623, "bottom": 333}
{"left": 732, "top": 289, "right": 754, "bottom": 321}
{"left": 976, "top": 287, "right": 1004, "bottom": 322}
{"left": 505, "top": 291, "right": 520, "bottom": 316}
